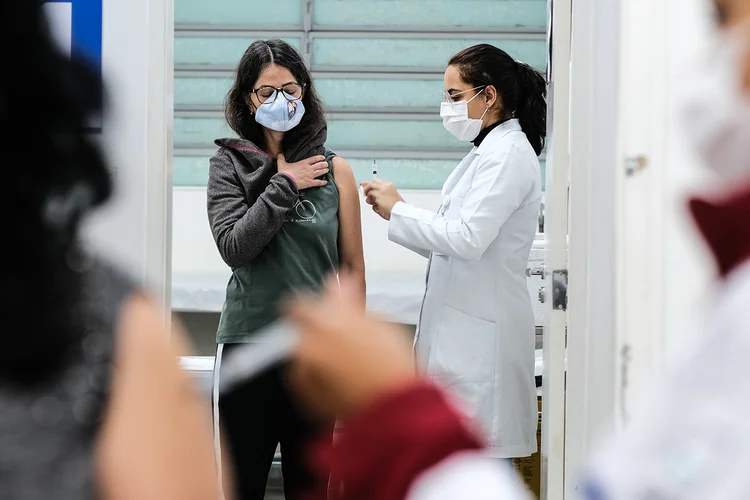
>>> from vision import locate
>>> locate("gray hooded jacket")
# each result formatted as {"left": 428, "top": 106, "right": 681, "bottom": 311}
{"left": 206, "top": 123, "right": 328, "bottom": 270}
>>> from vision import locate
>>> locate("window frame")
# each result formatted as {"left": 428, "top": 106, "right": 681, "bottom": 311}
{"left": 173, "top": 0, "right": 548, "bottom": 231}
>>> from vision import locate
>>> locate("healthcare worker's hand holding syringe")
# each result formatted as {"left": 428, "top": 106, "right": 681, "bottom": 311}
{"left": 361, "top": 162, "right": 405, "bottom": 221}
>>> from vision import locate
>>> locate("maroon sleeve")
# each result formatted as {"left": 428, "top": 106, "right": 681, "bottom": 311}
{"left": 689, "top": 184, "right": 750, "bottom": 278}
{"left": 305, "top": 383, "right": 485, "bottom": 500}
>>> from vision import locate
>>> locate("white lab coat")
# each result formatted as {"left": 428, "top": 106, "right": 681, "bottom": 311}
{"left": 388, "top": 119, "right": 541, "bottom": 457}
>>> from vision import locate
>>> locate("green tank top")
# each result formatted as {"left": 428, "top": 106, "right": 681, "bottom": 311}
{"left": 216, "top": 154, "right": 339, "bottom": 343}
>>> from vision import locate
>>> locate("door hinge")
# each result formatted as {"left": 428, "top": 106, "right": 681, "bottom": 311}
{"left": 552, "top": 269, "right": 568, "bottom": 311}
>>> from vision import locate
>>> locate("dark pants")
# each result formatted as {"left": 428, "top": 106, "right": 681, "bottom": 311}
{"left": 214, "top": 343, "right": 328, "bottom": 500}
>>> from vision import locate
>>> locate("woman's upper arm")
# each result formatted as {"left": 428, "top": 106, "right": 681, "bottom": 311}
{"left": 207, "top": 150, "right": 298, "bottom": 268}
{"left": 96, "top": 295, "right": 221, "bottom": 500}
{"left": 206, "top": 151, "right": 248, "bottom": 236}
{"left": 332, "top": 157, "right": 366, "bottom": 290}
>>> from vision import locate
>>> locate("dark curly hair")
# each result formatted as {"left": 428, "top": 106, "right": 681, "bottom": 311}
{"left": 224, "top": 39, "right": 326, "bottom": 152}
{"left": 1, "top": 1, "right": 111, "bottom": 386}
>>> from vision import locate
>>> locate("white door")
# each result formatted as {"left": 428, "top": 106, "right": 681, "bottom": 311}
{"left": 541, "top": 0, "right": 571, "bottom": 499}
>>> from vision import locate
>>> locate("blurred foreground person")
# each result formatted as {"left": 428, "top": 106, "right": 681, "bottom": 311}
{"left": 287, "top": 276, "right": 525, "bottom": 500}
{"left": 581, "top": 0, "right": 750, "bottom": 497}
{"left": 0, "top": 2, "right": 220, "bottom": 500}
{"left": 287, "top": 0, "right": 750, "bottom": 498}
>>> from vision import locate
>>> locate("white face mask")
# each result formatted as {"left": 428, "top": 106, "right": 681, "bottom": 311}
{"left": 440, "top": 89, "right": 489, "bottom": 142}
{"left": 678, "top": 25, "right": 750, "bottom": 183}
{"left": 254, "top": 91, "right": 305, "bottom": 132}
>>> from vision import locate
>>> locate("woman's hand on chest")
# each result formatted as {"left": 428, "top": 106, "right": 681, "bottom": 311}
{"left": 277, "top": 153, "right": 330, "bottom": 190}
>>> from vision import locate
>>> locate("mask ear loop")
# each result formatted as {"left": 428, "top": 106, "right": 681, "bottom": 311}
{"left": 467, "top": 88, "right": 490, "bottom": 121}
{"left": 466, "top": 87, "right": 486, "bottom": 104}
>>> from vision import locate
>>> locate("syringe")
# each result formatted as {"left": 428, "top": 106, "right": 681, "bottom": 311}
{"left": 361, "top": 159, "right": 378, "bottom": 197}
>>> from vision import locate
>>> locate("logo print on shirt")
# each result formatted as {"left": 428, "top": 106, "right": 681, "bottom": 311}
{"left": 294, "top": 199, "right": 316, "bottom": 221}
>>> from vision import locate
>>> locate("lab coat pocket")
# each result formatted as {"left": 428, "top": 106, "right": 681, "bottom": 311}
{"left": 431, "top": 305, "right": 497, "bottom": 419}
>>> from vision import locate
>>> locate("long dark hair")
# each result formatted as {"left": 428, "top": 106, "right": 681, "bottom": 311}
{"left": 449, "top": 44, "right": 547, "bottom": 156}
{"left": 225, "top": 39, "right": 326, "bottom": 152}
{"left": 1, "top": 1, "right": 111, "bottom": 387}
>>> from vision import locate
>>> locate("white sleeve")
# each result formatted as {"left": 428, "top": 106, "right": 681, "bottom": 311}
{"left": 398, "top": 240, "right": 431, "bottom": 259}
{"left": 407, "top": 452, "right": 532, "bottom": 500}
{"left": 387, "top": 149, "right": 534, "bottom": 262}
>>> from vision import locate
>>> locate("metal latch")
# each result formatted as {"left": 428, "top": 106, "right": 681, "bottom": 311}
{"left": 538, "top": 286, "right": 546, "bottom": 304}
{"left": 526, "top": 266, "right": 545, "bottom": 279}
{"left": 552, "top": 270, "right": 568, "bottom": 311}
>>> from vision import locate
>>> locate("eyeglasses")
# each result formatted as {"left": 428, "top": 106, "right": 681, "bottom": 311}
{"left": 442, "top": 85, "right": 486, "bottom": 103}
{"left": 251, "top": 83, "right": 306, "bottom": 104}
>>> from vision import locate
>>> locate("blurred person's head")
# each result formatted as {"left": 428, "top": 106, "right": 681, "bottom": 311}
{"left": 1, "top": 0, "right": 111, "bottom": 386}
{"left": 225, "top": 39, "right": 326, "bottom": 149}
{"left": 678, "top": 0, "right": 750, "bottom": 185}
{"left": 442, "top": 44, "right": 547, "bottom": 155}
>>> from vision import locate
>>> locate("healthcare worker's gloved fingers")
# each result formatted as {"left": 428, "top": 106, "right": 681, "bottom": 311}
{"left": 362, "top": 180, "right": 402, "bottom": 220}
{"left": 372, "top": 204, "right": 389, "bottom": 220}
{"left": 362, "top": 179, "right": 385, "bottom": 195}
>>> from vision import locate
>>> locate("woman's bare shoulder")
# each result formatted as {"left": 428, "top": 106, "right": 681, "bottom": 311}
{"left": 331, "top": 156, "right": 356, "bottom": 184}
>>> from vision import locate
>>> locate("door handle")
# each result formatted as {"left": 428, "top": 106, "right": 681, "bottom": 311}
{"left": 526, "top": 266, "right": 546, "bottom": 279}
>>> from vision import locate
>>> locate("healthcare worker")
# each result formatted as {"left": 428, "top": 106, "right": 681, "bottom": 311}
{"left": 363, "top": 44, "right": 546, "bottom": 457}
